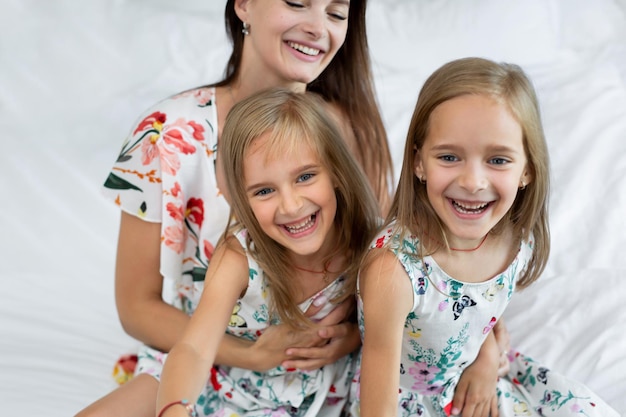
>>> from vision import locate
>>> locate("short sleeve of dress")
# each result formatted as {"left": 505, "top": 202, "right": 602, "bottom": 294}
{"left": 101, "top": 87, "right": 231, "bottom": 313}
{"left": 101, "top": 87, "right": 218, "bottom": 222}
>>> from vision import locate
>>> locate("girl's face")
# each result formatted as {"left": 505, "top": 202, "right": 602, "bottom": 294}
{"left": 244, "top": 133, "right": 338, "bottom": 259}
{"left": 414, "top": 94, "right": 532, "bottom": 249}
{"left": 236, "top": 0, "right": 349, "bottom": 86}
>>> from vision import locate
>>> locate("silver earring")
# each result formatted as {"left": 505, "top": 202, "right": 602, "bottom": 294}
{"left": 519, "top": 181, "right": 526, "bottom": 190}
{"left": 419, "top": 175, "right": 426, "bottom": 184}
{"left": 242, "top": 22, "right": 250, "bottom": 35}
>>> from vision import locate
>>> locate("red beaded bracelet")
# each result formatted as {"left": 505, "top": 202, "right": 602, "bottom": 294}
{"left": 157, "top": 399, "right": 198, "bottom": 417}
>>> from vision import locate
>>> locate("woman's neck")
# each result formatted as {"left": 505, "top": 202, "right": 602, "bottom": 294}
{"left": 231, "top": 69, "right": 307, "bottom": 101}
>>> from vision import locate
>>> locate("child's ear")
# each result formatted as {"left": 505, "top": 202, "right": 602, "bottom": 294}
{"left": 519, "top": 168, "right": 533, "bottom": 189}
{"left": 413, "top": 148, "right": 425, "bottom": 182}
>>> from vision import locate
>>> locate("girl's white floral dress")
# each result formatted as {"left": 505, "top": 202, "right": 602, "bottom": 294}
{"left": 348, "top": 225, "right": 619, "bottom": 417}
{"left": 187, "top": 228, "right": 354, "bottom": 416}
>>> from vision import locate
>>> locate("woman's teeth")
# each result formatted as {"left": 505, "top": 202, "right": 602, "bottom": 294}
{"left": 288, "top": 41, "right": 320, "bottom": 56}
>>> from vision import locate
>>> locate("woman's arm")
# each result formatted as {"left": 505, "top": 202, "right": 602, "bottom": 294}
{"left": 115, "top": 211, "right": 353, "bottom": 371}
{"left": 493, "top": 318, "right": 511, "bottom": 376}
{"left": 115, "top": 211, "right": 189, "bottom": 351}
{"left": 156, "top": 239, "right": 249, "bottom": 416}
{"left": 359, "top": 250, "right": 413, "bottom": 417}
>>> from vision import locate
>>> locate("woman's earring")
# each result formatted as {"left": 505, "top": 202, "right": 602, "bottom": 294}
{"left": 242, "top": 22, "right": 250, "bottom": 36}
{"left": 419, "top": 175, "right": 426, "bottom": 184}
{"left": 519, "top": 181, "right": 526, "bottom": 190}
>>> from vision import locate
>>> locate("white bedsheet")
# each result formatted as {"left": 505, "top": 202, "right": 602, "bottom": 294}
{"left": 1, "top": 1, "right": 625, "bottom": 415}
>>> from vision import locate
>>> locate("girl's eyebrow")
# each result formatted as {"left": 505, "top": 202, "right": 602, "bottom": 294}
{"left": 244, "top": 163, "right": 320, "bottom": 193}
{"left": 429, "top": 143, "right": 521, "bottom": 154}
{"left": 245, "top": 180, "right": 270, "bottom": 194}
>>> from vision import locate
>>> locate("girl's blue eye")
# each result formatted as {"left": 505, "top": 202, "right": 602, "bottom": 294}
{"left": 440, "top": 155, "right": 458, "bottom": 162}
{"left": 298, "top": 173, "right": 314, "bottom": 182}
{"left": 255, "top": 188, "right": 273, "bottom": 196}
{"left": 490, "top": 157, "right": 509, "bottom": 165}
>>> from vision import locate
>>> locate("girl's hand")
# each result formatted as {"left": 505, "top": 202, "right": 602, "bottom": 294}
{"left": 450, "top": 332, "right": 500, "bottom": 417}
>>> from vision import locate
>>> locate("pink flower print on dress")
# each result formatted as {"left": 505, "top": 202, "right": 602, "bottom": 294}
{"left": 483, "top": 317, "right": 497, "bottom": 334}
{"left": 154, "top": 118, "right": 205, "bottom": 175}
{"left": 191, "top": 88, "right": 214, "bottom": 106}
{"left": 166, "top": 202, "right": 184, "bottom": 222}
{"left": 163, "top": 223, "right": 184, "bottom": 254}
{"left": 170, "top": 182, "right": 182, "bottom": 197}
{"left": 437, "top": 281, "right": 450, "bottom": 311}
{"left": 408, "top": 362, "right": 444, "bottom": 394}
{"left": 157, "top": 140, "right": 183, "bottom": 176}
{"left": 173, "top": 87, "right": 215, "bottom": 107}
{"left": 203, "top": 240, "right": 214, "bottom": 262}
{"left": 141, "top": 134, "right": 161, "bottom": 166}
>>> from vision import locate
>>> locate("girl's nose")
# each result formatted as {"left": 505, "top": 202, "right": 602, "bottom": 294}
{"left": 459, "top": 165, "right": 488, "bottom": 193}
{"left": 280, "top": 189, "right": 303, "bottom": 215}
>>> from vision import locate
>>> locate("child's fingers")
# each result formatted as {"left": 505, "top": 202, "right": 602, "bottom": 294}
{"left": 450, "top": 377, "right": 468, "bottom": 416}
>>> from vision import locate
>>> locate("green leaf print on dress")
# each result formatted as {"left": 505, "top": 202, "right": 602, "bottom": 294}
{"left": 406, "top": 323, "right": 469, "bottom": 394}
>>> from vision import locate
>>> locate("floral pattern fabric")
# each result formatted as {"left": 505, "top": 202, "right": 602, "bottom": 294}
{"left": 102, "top": 86, "right": 230, "bottom": 315}
{"left": 136, "top": 228, "right": 354, "bottom": 416}
{"left": 348, "top": 225, "right": 619, "bottom": 417}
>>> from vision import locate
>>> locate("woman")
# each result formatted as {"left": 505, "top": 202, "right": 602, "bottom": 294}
{"left": 77, "top": 1, "right": 392, "bottom": 416}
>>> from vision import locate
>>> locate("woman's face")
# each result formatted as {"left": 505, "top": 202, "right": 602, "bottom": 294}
{"left": 236, "top": 0, "right": 350, "bottom": 86}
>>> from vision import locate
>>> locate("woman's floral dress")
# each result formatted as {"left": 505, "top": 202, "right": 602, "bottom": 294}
{"left": 102, "top": 86, "right": 230, "bottom": 380}
{"left": 348, "top": 225, "right": 619, "bottom": 417}
{"left": 188, "top": 228, "right": 353, "bottom": 416}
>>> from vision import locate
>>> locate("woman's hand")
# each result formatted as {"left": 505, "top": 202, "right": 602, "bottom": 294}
{"left": 247, "top": 297, "right": 360, "bottom": 371}
{"left": 282, "top": 296, "right": 360, "bottom": 370}
{"left": 493, "top": 318, "right": 511, "bottom": 377}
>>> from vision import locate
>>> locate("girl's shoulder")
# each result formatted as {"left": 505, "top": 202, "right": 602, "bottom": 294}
{"left": 369, "top": 221, "right": 420, "bottom": 255}
{"left": 231, "top": 226, "right": 249, "bottom": 251}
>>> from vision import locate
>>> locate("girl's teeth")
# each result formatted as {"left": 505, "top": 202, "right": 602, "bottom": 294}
{"left": 285, "top": 215, "right": 315, "bottom": 233}
{"left": 453, "top": 201, "right": 488, "bottom": 214}
{"left": 288, "top": 41, "right": 320, "bottom": 56}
